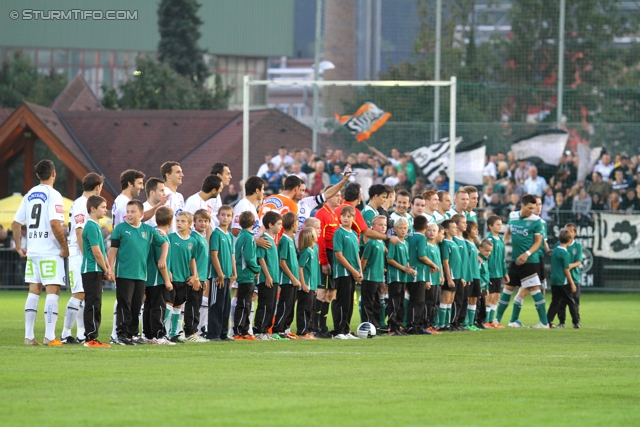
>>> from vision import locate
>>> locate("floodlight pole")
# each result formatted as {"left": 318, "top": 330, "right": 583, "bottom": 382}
{"left": 449, "top": 76, "right": 457, "bottom": 199}
{"left": 557, "top": 0, "right": 566, "bottom": 128}
{"left": 243, "top": 75, "right": 250, "bottom": 185}
{"left": 434, "top": 0, "right": 442, "bottom": 143}
{"left": 312, "top": 0, "right": 322, "bottom": 154}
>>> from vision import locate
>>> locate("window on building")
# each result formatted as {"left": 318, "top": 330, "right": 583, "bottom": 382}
{"left": 278, "top": 104, "right": 290, "bottom": 115}
{"left": 293, "top": 104, "right": 305, "bottom": 117}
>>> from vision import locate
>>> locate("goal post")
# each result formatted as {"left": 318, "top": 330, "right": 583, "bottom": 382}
{"left": 242, "top": 75, "right": 457, "bottom": 197}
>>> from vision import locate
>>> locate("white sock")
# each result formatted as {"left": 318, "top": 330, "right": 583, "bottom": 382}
{"left": 248, "top": 300, "right": 256, "bottom": 335}
{"left": 229, "top": 297, "right": 237, "bottom": 328}
{"left": 177, "top": 306, "right": 184, "bottom": 335}
{"left": 44, "top": 294, "right": 59, "bottom": 341}
{"left": 76, "top": 301, "right": 85, "bottom": 340}
{"left": 198, "top": 297, "right": 209, "bottom": 334}
{"left": 62, "top": 297, "right": 81, "bottom": 339}
{"left": 468, "top": 304, "right": 477, "bottom": 311}
{"left": 514, "top": 295, "right": 524, "bottom": 306}
{"left": 24, "top": 293, "right": 39, "bottom": 340}
{"left": 111, "top": 300, "right": 118, "bottom": 340}
{"left": 164, "top": 304, "right": 173, "bottom": 334}
{"left": 490, "top": 304, "right": 497, "bottom": 311}
{"left": 138, "top": 302, "right": 144, "bottom": 333}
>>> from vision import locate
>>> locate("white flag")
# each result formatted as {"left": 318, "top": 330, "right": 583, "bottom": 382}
{"left": 511, "top": 130, "right": 569, "bottom": 166}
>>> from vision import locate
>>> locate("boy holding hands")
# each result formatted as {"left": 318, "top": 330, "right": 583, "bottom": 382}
{"left": 273, "top": 212, "right": 301, "bottom": 340}
{"left": 360, "top": 215, "right": 387, "bottom": 330}
{"left": 547, "top": 229, "right": 580, "bottom": 327}
{"left": 254, "top": 211, "right": 282, "bottom": 340}
{"left": 234, "top": 211, "right": 261, "bottom": 340}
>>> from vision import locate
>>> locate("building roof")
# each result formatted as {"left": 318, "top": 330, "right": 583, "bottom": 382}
{"left": 0, "top": 108, "right": 12, "bottom": 125}
{"left": 51, "top": 74, "right": 103, "bottom": 112}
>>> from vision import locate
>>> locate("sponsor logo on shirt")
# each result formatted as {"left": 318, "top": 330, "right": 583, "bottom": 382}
{"left": 28, "top": 192, "right": 47, "bottom": 202}
{"left": 55, "top": 204, "right": 64, "bottom": 214}
{"left": 264, "top": 197, "right": 283, "bottom": 209}
{"left": 74, "top": 214, "right": 85, "bottom": 224}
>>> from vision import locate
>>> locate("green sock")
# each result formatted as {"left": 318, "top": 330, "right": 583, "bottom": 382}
{"left": 445, "top": 307, "right": 451, "bottom": 326}
{"left": 163, "top": 307, "right": 170, "bottom": 323}
{"left": 532, "top": 291, "right": 548, "bottom": 325}
{"left": 380, "top": 297, "right": 387, "bottom": 327}
{"left": 170, "top": 311, "right": 180, "bottom": 337}
{"left": 510, "top": 296, "right": 523, "bottom": 323}
{"left": 468, "top": 305, "right": 477, "bottom": 326}
{"left": 485, "top": 307, "right": 491, "bottom": 323}
{"left": 496, "top": 291, "right": 512, "bottom": 322}
{"left": 437, "top": 305, "right": 446, "bottom": 327}
{"left": 463, "top": 308, "right": 471, "bottom": 326}
{"left": 489, "top": 306, "right": 496, "bottom": 323}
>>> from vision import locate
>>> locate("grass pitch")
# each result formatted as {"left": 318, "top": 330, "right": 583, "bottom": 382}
{"left": 0, "top": 291, "right": 638, "bottom": 427}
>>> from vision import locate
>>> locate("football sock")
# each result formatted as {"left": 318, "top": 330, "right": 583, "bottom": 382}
{"left": 485, "top": 306, "right": 492, "bottom": 323}
{"left": 62, "top": 297, "right": 81, "bottom": 338}
{"left": 177, "top": 307, "right": 184, "bottom": 335}
{"left": 437, "top": 303, "right": 447, "bottom": 327}
{"left": 229, "top": 297, "right": 237, "bottom": 329}
{"left": 44, "top": 294, "right": 59, "bottom": 341}
{"left": 163, "top": 304, "right": 172, "bottom": 334}
{"left": 402, "top": 292, "right": 410, "bottom": 328}
{"left": 319, "top": 301, "right": 330, "bottom": 330}
{"left": 510, "top": 295, "right": 524, "bottom": 323}
{"left": 445, "top": 304, "right": 452, "bottom": 326}
{"left": 380, "top": 294, "right": 388, "bottom": 327}
{"left": 111, "top": 300, "right": 118, "bottom": 340}
{"left": 170, "top": 307, "right": 181, "bottom": 337}
{"left": 531, "top": 290, "right": 548, "bottom": 325}
{"left": 249, "top": 300, "right": 256, "bottom": 335}
{"left": 467, "top": 305, "right": 477, "bottom": 327}
{"left": 24, "top": 293, "right": 39, "bottom": 340}
{"left": 76, "top": 301, "right": 85, "bottom": 340}
{"left": 496, "top": 289, "right": 513, "bottom": 322}
{"left": 139, "top": 302, "right": 144, "bottom": 332}
{"left": 489, "top": 304, "right": 497, "bottom": 323}
{"left": 199, "top": 297, "right": 209, "bottom": 334}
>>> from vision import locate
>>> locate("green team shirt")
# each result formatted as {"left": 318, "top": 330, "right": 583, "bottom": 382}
{"left": 554, "top": 240, "right": 583, "bottom": 285}
{"left": 426, "top": 242, "right": 441, "bottom": 285}
{"left": 550, "top": 246, "right": 571, "bottom": 286}
{"left": 537, "top": 218, "right": 548, "bottom": 259}
{"left": 299, "top": 246, "right": 320, "bottom": 291}
{"left": 387, "top": 239, "right": 409, "bottom": 283}
{"left": 362, "top": 205, "right": 378, "bottom": 227}
{"left": 445, "top": 206, "right": 462, "bottom": 220}
{"left": 465, "top": 239, "right": 480, "bottom": 280}
{"left": 362, "top": 239, "right": 385, "bottom": 282}
{"left": 168, "top": 232, "right": 197, "bottom": 282}
{"left": 423, "top": 210, "right": 445, "bottom": 225}
{"left": 146, "top": 235, "right": 169, "bottom": 287}
{"left": 466, "top": 210, "right": 478, "bottom": 222}
{"left": 191, "top": 231, "right": 209, "bottom": 281}
{"left": 82, "top": 220, "right": 106, "bottom": 273}
{"left": 279, "top": 234, "right": 299, "bottom": 284}
{"left": 479, "top": 255, "right": 490, "bottom": 290}
{"left": 333, "top": 227, "right": 360, "bottom": 279}
{"left": 408, "top": 232, "right": 429, "bottom": 282}
{"left": 485, "top": 233, "right": 508, "bottom": 279}
{"left": 440, "top": 239, "right": 462, "bottom": 280}
{"left": 112, "top": 221, "right": 166, "bottom": 281}
{"left": 454, "top": 236, "right": 472, "bottom": 281}
{"left": 507, "top": 211, "right": 544, "bottom": 264}
{"left": 210, "top": 228, "right": 234, "bottom": 278}
{"left": 256, "top": 233, "right": 279, "bottom": 284}
{"left": 236, "top": 229, "right": 261, "bottom": 284}
{"left": 390, "top": 212, "right": 414, "bottom": 236}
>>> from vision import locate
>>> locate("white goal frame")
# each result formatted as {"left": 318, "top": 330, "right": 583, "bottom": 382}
{"left": 242, "top": 76, "right": 457, "bottom": 197}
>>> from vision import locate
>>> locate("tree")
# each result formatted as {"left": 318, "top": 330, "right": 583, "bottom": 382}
{"left": 101, "top": 57, "right": 232, "bottom": 110}
{"left": 0, "top": 52, "right": 67, "bottom": 108}
{"left": 157, "top": 0, "right": 209, "bottom": 85}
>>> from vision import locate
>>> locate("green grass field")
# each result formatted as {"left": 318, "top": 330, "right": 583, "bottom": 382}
{"left": 0, "top": 291, "right": 639, "bottom": 427}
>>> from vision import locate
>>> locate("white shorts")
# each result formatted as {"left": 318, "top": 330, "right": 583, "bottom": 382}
{"left": 68, "top": 255, "right": 84, "bottom": 293}
{"left": 521, "top": 273, "right": 542, "bottom": 289}
{"left": 25, "top": 256, "right": 66, "bottom": 286}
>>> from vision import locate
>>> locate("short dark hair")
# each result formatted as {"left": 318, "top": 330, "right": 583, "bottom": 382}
{"left": 436, "top": 190, "right": 449, "bottom": 201}
{"left": 210, "top": 162, "right": 229, "bottom": 176}
{"left": 238, "top": 211, "right": 255, "bottom": 229}
{"left": 559, "top": 228, "right": 572, "bottom": 244}
{"left": 82, "top": 173, "right": 104, "bottom": 192}
{"left": 283, "top": 175, "right": 302, "bottom": 191}
{"left": 565, "top": 222, "right": 577, "bottom": 231}
{"left": 413, "top": 214, "right": 427, "bottom": 231}
{"left": 344, "top": 183, "right": 361, "bottom": 202}
{"left": 368, "top": 184, "right": 388, "bottom": 199}
{"left": 202, "top": 175, "right": 222, "bottom": 193}
{"left": 463, "top": 221, "right": 478, "bottom": 239}
{"left": 396, "top": 190, "right": 411, "bottom": 200}
{"left": 462, "top": 185, "right": 478, "bottom": 195}
{"left": 487, "top": 214, "right": 502, "bottom": 227}
{"left": 145, "top": 177, "right": 164, "bottom": 196}
{"left": 262, "top": 211, "right": 282, "bottom": 229}
{"left": 86, "top": 195, "right": 106, "bottom": 213}
{"left": 155, "top": 206, "right": 174, "bottom": 226}
{"left": 384, "top": 184, "right": 395, "bottom": 194}
{"left": 245, "top": 176, "right": 265, "bottom": 196}
{"left": 35, "top": 160, "right": 55, "bottom": 181}
{"left": 126, "top": 199, "right": 144, "bottom": 212}
{"left": 282, "top": 212, "right": 298, "bottom": 230}
{"left": 522, "top": 194, "right": 537, "bottom": 206}
{"left": 441, "top": 219, "right": 454, "bottom": 231}
{"left": 411, "top": 195, "right": 425, "bottom": 204}
{"left": 120, "top": 169, "right": 145, "bottom": 191}
{"left": 160, "top": 161, "right": 180, "bottom": 181}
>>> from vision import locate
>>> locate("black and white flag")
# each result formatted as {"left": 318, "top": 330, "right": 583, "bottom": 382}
{"left": 594, "top": 213, "right": 640, "bottom": 259}
{"left": 411, "top": 137, "right": 486, "bottom": 186}
{"left": 511, "top": 130, "right": 569, "bottom": 179}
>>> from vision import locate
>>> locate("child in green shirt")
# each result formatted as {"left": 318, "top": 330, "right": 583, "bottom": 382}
{"left": 296, "top": 227, "right": 320, "bottom": 339}
{"left": 273, "top": 212, "right": 301, "bottom": 340}
{"left": 547, "top": 229, "right": 580, "bottom": 328}
{"left": 425, "top": 223, "right": 443, "bottom": 332}
{"left": 360, "top": 215, "right": 387, "bottom": 330}
{"left": 437, "top": 220, "right": 462, "bottom": 332}
{"left": 192, "top": 209, "right": 212, "bottom": 339}
{"left": 462, "top": 221, "right": 482, "bottom": 331}
{"left": 485, "top": 215, "right": 508, "bottom": 328}
{"left": 82, "top": 195, "right": 114, "bottom": 348}
{"left": 233, "top": 211, "right": 261, "bottom": 340}
{"left": 386, "top": 217, "right": 414, "bottom": 336}
{"left": 450, "top": 214, "right": 469, "bottom": 331}
{"left": 478, "top": 238, "right": 493, "bottom": 329}
{"left": 557, "top": 223, "right": 583, "bottom": 327}
{"left": 107, "top": 200, "right": 168, "bottom": 345}
{"left": 184, "top": 209, "right": 210, "bottom": 342}
{"left": 254, "top": 211, "right": 282, "bottom": 339}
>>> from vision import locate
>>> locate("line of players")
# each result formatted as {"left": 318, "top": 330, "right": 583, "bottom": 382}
{"left": 14, "top": 159, "right": 581, "bottom": 346}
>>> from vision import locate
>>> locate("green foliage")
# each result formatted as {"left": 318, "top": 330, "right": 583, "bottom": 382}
{"left": 101, "top": 57, "right": 232, "bottom": 110}
{"left": 0, "top": 52, "right": 67, "bottom": 108}
{"left": 157, "top": 0, "right": 210, "bottom": 85}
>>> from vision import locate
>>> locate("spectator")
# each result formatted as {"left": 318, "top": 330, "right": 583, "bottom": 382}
{"left": 507, "top": 151, "right": 517, "bottom": 174}
{"left": 587, "top": 172, "right": 612, "bottom": 199}
{"left": 256, "top": 155, "right": 273, "bottom": 178}
{"left": 291, "top": 162, "right": 308, "bottom": 184}
{"left": 495, "top": 161, "right": 512, "bottom": 186}
{"left": 487, "top": 193, "right": 503, "bottom": 214}
{"left": 387, "top": 148, "right": 403, "bottom": 166}
{"left": 330, "top": 163, "right": 344, "bottom": 185}
{"left": 514, "top": 160, "right": 530, "bottom": 185}
{"left": 613, "top": 153, "right": 633, "bottom": 180}
{"left": 572, "top": 188, "right": 592, "bottom": 225}
{"left": 618, "top": 188, "right": 640, "bottom": 213}
{"left": 411, "top": 178, "right": 426, "bottom": 198}
{"left": 503, "top": 193, "right": 521, "bottom": 217}
{"left": 483, "top": 154, "right": 497, "bottom": 180}
{"left": 558, "top": 151, "right": 578, "bottom": 184}
{"left": 308, "top": 160, "right": 330, "bottom": 196}
{"left": 611, "top": 169, "right": 630, "bottom": 193}
{"left": 0, "top": 226, "right": 10, "bottom": 248}
{"left": 551, "top": 192, "right": 573, "bottom": 226}
{"left": 383, "top": 165, "right": 399, "bottom": 187}
{"left": 610, "top": 190, "right": 621, "bottom": 211}
{"left": 223, "top": 183, "right": 241, "bottom": 205}
{"left": 523, "top": 166, "right": 547, "bottom": 197}
{"left": 541, "top": 186, "right": 556, "bottom": 221}
{"left": 395, "top": 171, "right": 413, "bottom": 193}
{"left": 591, "top": 193, "right": 607, "bottom": 211}
{"left": 593, "top": 153, "right": 614, "bottom": 182}
{"left": 481, "top": 184, "right": 494, "bottom": 207}
{"left": 261, "top": 163, "right": 281, "bottom": 194}
{"left": 271, "top": 146, "right": 294, "bottom": 173}
{"left": 397, "top": 153, "right": 416, "bottom": 184}
{"left": 505, "top": 177, "right": 525, "bottom": 200}
{"left": 550, "top": 169, "right": 572, "bottom": 196}
{"left": 434, "top": 171, "right": 449, "bottom": 192}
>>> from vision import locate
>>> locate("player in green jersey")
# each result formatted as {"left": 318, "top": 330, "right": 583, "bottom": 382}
{"left": 547, "top": 229, "right": 580, "bottom": 328}
{"left": 462, "top": 221, "right": 482, "bottom": 331}
{"left": 81, "top": 195, "right": 114, "bottom": 348}
{"left": 362, "top": 184, "right": 389, "bottom": 227}
{"left": 450, "top": 214, "right": 471, "bottom": 331}
{"left": 445, "top": 189, "right": 469, "bottom": 219}
{"left": 184, "top": 209, "right": 210, "bottom": 342}
{"left": 360, "top": 215, "right": 387, "bottom": 329}
{"left": 390, "top": 190, "right": 414, "bottom": 235}
{"left": 422, "top": 190, "right": 445, "bottom": 224}
{"left": 436, "top": 190, "right": 452, "bottom": 220}
{"left": 424, "top": 223, "right": 444, "bottom": 333}
{"left": 233, "top": 211, "right": 261, "bottom": 340}
{"left": 192, "top": 209, "right": 212, "bottom": 337}
{"left": 254, "top": 211, "right": 282, "bottom": 340}
{"left": 386, "top": 217, "right": 414, "bottom": 336}
{"left": 497, "top": 194, "right": 549, "bottom": 328}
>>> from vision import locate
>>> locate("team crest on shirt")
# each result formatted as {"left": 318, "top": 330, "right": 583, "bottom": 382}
{"left": 526, "top": 221, "right": 531, "bottom": 226}
{"left": 142, "top": 231, "right": 148, "bottom": 239}
{"left": 188, "top": 243, "right": 193, "bottom": 250}
{"left": 55, "top": 204, "right": 64, "bottom": 213}
{"left": 28, "top": 192, "right": 47, "bottom": 202}
{"left": 74, "top": 214, "right": 85, "bottom": 224}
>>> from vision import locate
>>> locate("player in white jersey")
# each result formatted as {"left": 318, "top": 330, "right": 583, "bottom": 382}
{"left": 445, "top": 189, "right": 469, "bottom": 219}
{"left": 60, "top": 173, "right": 104, "bottom": 344}
{"left": 184, "top": 175, "right": 223, "bottom": 235}
{"left": 231, "top": 176, "right": 265, "bottom": 238}
{"left": 207, "top": 162, "right": 232, "bottom": 228}
{"left": 142, "top": 177, "right": 166, "bottom": 227}
{"left": 422, "top": 190, "right": 445, "bottom": 224}
{"left": 160, "top": 161, "right": 185, "bottom": 234}
{"left": 13, "top": 160, "right": 69, "bottom": 346}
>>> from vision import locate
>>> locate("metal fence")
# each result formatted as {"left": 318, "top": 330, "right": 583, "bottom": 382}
{"left": 0, "top": 248, "right": 26, "bottom": 290}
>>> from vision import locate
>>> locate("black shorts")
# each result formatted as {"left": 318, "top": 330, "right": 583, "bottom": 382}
{"left": 469, "top": 279, "right": 482, "bottom": 298}
{"left": 166, "top": 281, "right": 187, "bottom": 306}
{"left": 322, "top": 249, "right": 336, "bottom": 290}
{"left": 489, "top": 278, "right": 502, "bottom": 294}
{"left": 507, "top": 262, "right": 540, "bottom": 288}
{"left": 442, "top": 278, "right": 457, "bottom": 292}
{"left": 538, "top": 259, "right": 546, "bottom": 282}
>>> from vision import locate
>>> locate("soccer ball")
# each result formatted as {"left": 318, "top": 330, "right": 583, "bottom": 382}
{"left": 357, "top": 322, "right": 376, "bottom": 339}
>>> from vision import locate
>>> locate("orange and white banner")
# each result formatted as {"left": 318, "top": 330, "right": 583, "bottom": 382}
{"left": 335, "top": 102, "right": 391, "bottom": 142}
